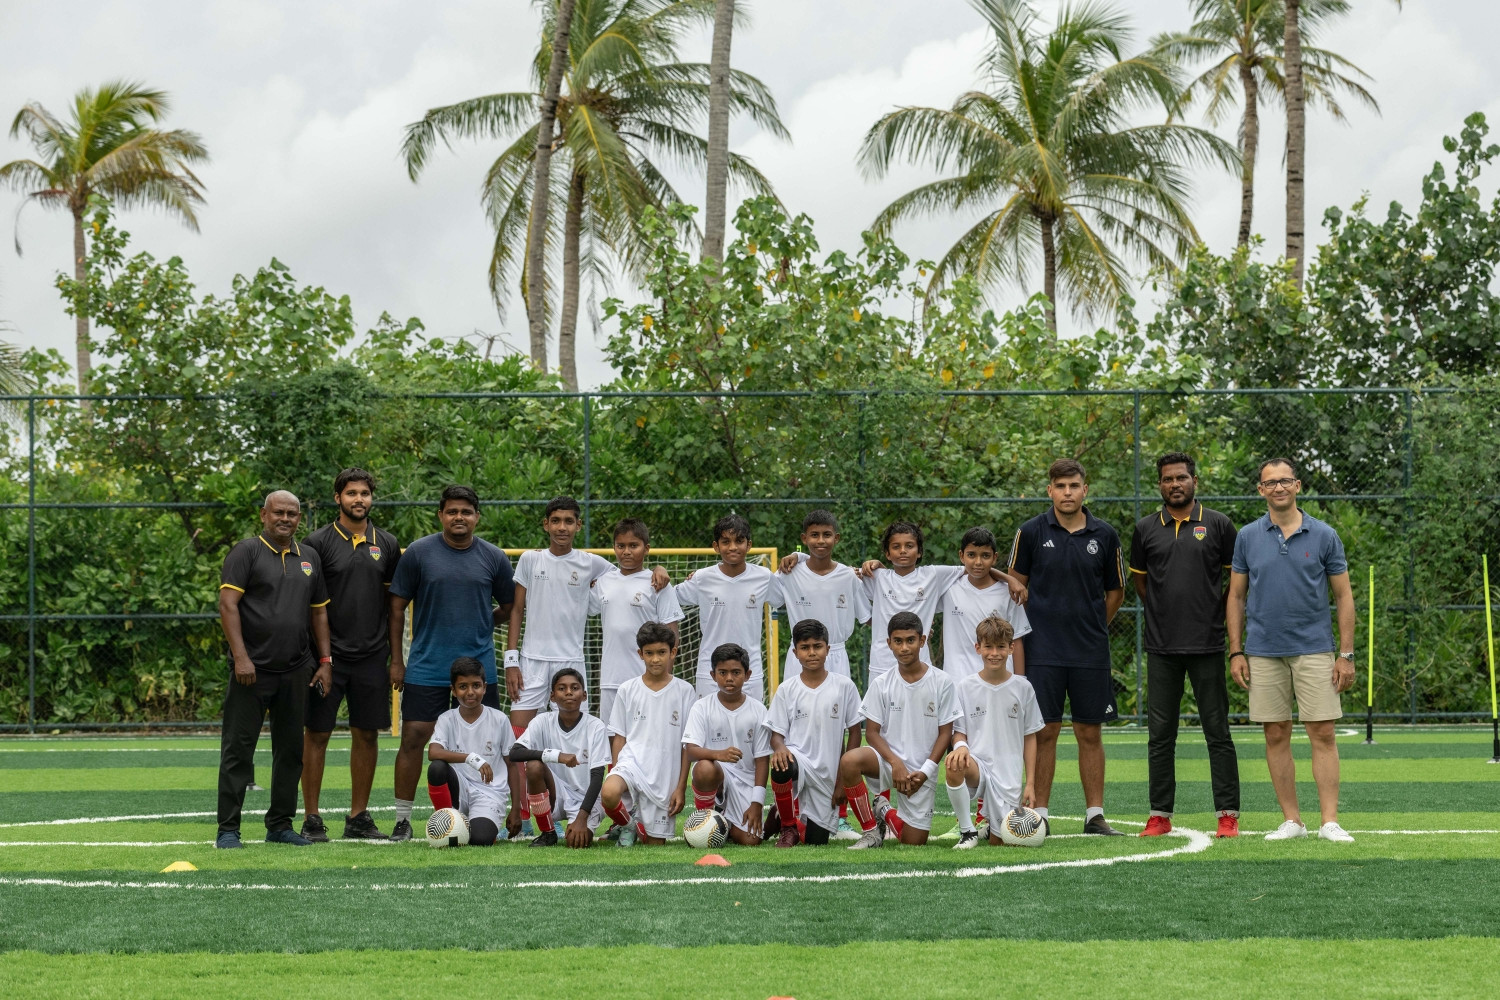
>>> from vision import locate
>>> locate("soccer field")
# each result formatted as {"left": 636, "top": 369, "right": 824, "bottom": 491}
{"left": 2, "top": 727, "right": 1498, "bottom": 999}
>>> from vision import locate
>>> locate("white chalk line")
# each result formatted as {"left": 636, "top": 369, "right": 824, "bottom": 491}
{"left": 0, "top": 806, "right": 397, "bottom": 829}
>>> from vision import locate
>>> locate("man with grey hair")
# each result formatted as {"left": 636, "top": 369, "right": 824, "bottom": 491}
{"left": 215, "top": 490, "right": 333, "bottom": 848}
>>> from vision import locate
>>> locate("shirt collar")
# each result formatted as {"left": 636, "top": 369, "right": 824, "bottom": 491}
{"left": 1158, "top": 502, "right": 1203, "bottom": 526}
{"left": 257, "top": 533, "right": 299, "bottom": 556}
{"left": 333, "top": 520, "right": 375, "bottom": 547}
{"left": 1261, "top": 511, "right": 1309, "bottom": 537}
{"left": 1044, "top": 505, "right": 1096, "bottom": 532}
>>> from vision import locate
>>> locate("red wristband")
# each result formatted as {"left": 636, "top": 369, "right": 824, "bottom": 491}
{"left": 318, "top": 657, "right": 333, "bottom": 664}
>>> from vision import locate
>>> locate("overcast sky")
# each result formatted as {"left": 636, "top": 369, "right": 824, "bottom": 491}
{"left": 2, "top": 0, "right": 1495, "bottom": 388}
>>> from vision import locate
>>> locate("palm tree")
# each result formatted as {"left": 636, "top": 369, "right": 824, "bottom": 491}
{"left": 701, "top": 0, "right": 736, "bottom": 264}
{"left": 526, "top": 0, "right": 579, "bottom": 372}
{"left": 0, "top": 82, "right": 207, "bottom": 392}
{"left": 859, "top": 0, "right": 1236, "bottom": 331}
{"left": 1153, "top": 1, "right": 1375, "bottom": 249}
{"left": 402, "top": 0, "right": 786, "bottom": 389}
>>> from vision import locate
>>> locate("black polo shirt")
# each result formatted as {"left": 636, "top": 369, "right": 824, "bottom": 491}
{"left": 304, "top": 520, "right": 403, "bottom": 661}
{"left": 220, "top": 534, "right": 330, "bottom": 672}
{"left": 1007, "top": 506, "right": 1124, "bottom": 669}
{"left": 1130, "top": 502, "right": 1237, "bottom": 655}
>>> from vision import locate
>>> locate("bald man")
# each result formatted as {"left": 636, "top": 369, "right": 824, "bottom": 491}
{"left": 215, "top": 491, "right": 333, "bottom": 848}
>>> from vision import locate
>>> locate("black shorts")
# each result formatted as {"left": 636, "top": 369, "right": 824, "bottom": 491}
{"left": 1027, "top": 664, "right": 1119, "bottom": 724}
{"left": 400, "top": 680, "right": 501, "bottom": 724}
{"left": 306, "top": 651, "right": 392, "bottom": 732}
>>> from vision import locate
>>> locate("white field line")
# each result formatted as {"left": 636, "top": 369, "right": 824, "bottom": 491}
{"left": 0, "top": 806, "right": 397, "bottom": 829}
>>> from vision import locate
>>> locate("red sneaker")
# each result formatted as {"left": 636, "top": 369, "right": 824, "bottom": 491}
{"left": 1139, "top": 815, "right": 1172, "bottom": 837}
{"left": 1216, "top": 815, "right": 1240, "bottom": 838}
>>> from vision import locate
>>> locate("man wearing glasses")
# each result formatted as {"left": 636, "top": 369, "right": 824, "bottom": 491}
{"left": 1227, "top": 458, "right": 1357, "bottom": 843}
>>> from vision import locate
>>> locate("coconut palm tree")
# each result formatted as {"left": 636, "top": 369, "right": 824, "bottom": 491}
{"left": 1152, "top": 2, "right": 1376, "bottom": 249}
{"left": 401, "top": 0, "right": 786, "bottom": 389}
{"left": 526, "top": 0, "right": 579, "bottom": 372}
{"left": 859, "top": 0, "right": 1236, "bottom": 331}
{"left": 0, "top": 82, "right": 207, "bottom": 392}
{"left": 701, "top": 0, "right": 736, "bottom": 265}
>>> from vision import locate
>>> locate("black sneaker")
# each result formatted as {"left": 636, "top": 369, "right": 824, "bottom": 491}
{"left": 266, "top": 828, "right": 313, "bottom": 846}
{"left": 1083, "top": 814, "right": 1125, "bottom": 836}
{"left": 529, "top": 830, "right": 559, "bottom": 847}
{"left": 342, "top": 811, "right": 388, "bottom": 840}
{"left": 300, "top": 814, "right": 330, "bottom": 843}
{"left": 389, "top": 818, "right": 413, "bottom": 842}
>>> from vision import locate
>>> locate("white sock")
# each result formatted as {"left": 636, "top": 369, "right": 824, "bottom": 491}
{"left": 394, "top": 798, "right": 414, "bottom": 822}
{"left": 945, "top": 782, "right": 976, "bottom": 833}
{"left": 1085, "top": 806, "right": 1104, "bottom": 822}
{"left": 1034, "top": 806, "right": 1048, "bottom": 819}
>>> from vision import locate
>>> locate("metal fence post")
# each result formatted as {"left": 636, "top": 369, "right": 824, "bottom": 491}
{"left": 1402, "top": 389, "right": 1416, "bottom": 722}
{"left": 856, "top": 392, "right": 869, "bottom": 563}
{"left": 1132, "top": 391, "right": 1144, "bottom": 724}
{"left": 582, "top": 393, "right": 593, "bottom": 548}
{"left": 27, "top": 396, "right": 37, "bottom": 734}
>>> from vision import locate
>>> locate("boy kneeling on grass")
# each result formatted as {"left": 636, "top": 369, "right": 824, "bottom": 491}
{"left": 509, "top": 668, "right": 610, "bottom": 848}
{"left": 683, "top": 643, "right": 771, "bottom": 845}
{"left": 600, "top": 622, "right": 697, "bottom": 846}
{"left": 426, "top": 657, "right": 521, "bottom": 845}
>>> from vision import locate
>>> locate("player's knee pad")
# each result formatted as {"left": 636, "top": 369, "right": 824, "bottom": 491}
{"left": 427, "top": 759, "right": 453, "bottom": 785}
{"left": 802, "top": 819, "right": 831, "bottom": 845}
{"left": 770, "top": 758, "right": 799, "bottom": 784}
{"left": 469, "top": 817, "right": 498, "bottom": 847}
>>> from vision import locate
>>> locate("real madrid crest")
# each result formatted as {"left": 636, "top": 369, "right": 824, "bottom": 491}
{"left": 1086, "top": 539, "right": 1100, "bottom": 555}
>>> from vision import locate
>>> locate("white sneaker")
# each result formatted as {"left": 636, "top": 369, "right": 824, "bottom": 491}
{"left": 1264, "top": 819, "right": 1308, "bottom": 841}
{"left": 1318, "top": 821, "right": 1355, "bottom": 843}
{"left": 847, "top": 827, "right": 884, "bottom": 850}
{"left": 953, "top": 829, "right": 980, "bottom": 850}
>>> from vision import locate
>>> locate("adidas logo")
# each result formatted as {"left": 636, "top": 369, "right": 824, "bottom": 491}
{"left": 1042, "top": 540, "right": 1056, "bottom": 548}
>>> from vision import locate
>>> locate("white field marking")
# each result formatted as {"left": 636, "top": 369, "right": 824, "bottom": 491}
{"left": 0, "top": 747, "right": 358, "bottom": 753}
{"left": 1238, "top": 828, "right": 1500, "bottom": 837}
{"left": 0, "top": 839, "right": 414, "bottom": 847}
{"left": 0, "top": 806, "right": 395, "bottom": 828}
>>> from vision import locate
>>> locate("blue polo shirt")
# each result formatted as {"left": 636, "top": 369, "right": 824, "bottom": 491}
{"left": 1008, "top": 507, "right": 1124, "bottom": 669}
{"left": 389, "top": 532, "right": 515, "bottom": 687}
{"left": 1231, "top": 511, "right": 1348, "bottom": 657}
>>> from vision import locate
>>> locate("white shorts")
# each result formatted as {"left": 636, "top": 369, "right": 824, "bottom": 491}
{"left": 782, "top": 643, "right": 852, "bottom": 684}
{"left": 514, "top": 656, "right": 586, "bottom": 712}
{"left": 788, "top": 747, "right": 839, "bottom": 833}
{"left": 554, "top": 778, "right": 605, "bottom": 831}
{"left": 878, "top": 756, "right": 937, "bottom": 831}
{"left": 610, "top": 758, "right": 675, "bottom": 839}
{"left": 972, "top": 756, "right": 1023, "bottom": 818}
{"left": 711, "top": 764, "right": 763, "bottom": 832}
{"left": 454, "top": 767, "right": 509, "bottom": 826}
{"left": 695, "top": 668, "right": 764, "bottom": 705}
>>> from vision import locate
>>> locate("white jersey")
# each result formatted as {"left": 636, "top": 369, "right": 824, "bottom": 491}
{"left": 608, "top": 675, "right": 698, "bottom": 800}
{"left": 514, "top": 711, "right": 610, "bottom": 798}
{"left": 589, "top": 568, "right": 685, "bottom": 689}
{"left": 954, "top": 672, "right": 1044, "bottom": 808}
{"left": 939, "top": 576, "right": 1032, "bottom": 679}
{"left": 864, "top": 564, "right": 965, "bottom": 679}
{"left": 861, "top": 664, "right": 962, "bottom": 771}
{"left": 778, "top": 559, "right": 870, "bottom": 681}
{"left": 767, "top": 672, "right": 863, "bottom": 778}
{"left": 514, "top": 548, "right": 615, "bottom": 661}
{"left": 683, "top": 695, "right": 771, "bottom": 785}
{"left": 675, "top": 563, "right": 783, "bottom": 681}
{"left": 430, "top": 705, "right": 515, "bottom": 775}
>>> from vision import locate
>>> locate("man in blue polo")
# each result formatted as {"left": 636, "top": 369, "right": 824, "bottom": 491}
{"left": 1007, "top": 458, "right": 1126, "bottom": 836}
{"left": 1227, "top": 457, "right": 1357, "bottom": 844}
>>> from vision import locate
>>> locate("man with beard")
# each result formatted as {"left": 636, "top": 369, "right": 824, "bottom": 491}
{"left": 300, "top": 468, "right": 403, "bottom": 842}
{"left": 1129, "top": 453, "right": 1241, "bottom": 839}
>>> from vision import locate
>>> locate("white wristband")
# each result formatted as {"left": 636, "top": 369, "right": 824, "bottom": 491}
{"left": 919, "top": 759, "right": 939, "bottom": 780}
{"left": 465, "top": 753, "right": 486, "bottom": 772}
{"left": 951, "top": 740, "right": 968, "bottom": 752}
{"left": 503, "top": 649, "right": 520, "bottom": 669}
{"left": 541, "top": 748, "right": 561, "bottom": 764}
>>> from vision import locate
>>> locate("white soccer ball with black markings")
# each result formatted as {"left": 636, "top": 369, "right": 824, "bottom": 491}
{"left": 998, "top": 804, "right": 1046, "bottom": 847}
{"left": 425, "top": 807, "right": 470, "bottom": 848}
{"left": 683, "top": 809, "right": 729, "bottom": 849}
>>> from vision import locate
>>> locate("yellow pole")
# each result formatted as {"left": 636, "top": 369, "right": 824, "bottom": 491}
{"left": 1484, "top": 555, "right": 1498, "bottom": 763}
{"left": 1363, "top": 565, "right": 1376, "bottom": 744}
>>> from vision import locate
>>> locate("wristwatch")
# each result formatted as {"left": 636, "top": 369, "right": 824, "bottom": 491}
{"left": 1338, "top": 652, "right": 1356, "bottom": 662}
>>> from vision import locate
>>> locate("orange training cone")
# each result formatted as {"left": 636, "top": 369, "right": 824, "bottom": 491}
{"left": 695, "top": 853, "right": 731, "bottom": 867}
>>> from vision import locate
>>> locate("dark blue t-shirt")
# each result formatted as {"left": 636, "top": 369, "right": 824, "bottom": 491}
{"left": 1008, "top": 507, "right": 1124, "bottom": 669}
{"left": 389, "top": 533, "right": 515, "bottom": 687}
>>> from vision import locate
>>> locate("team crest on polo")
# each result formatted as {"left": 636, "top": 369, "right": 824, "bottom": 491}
{"left": 837, "top": 593, "right": 847, "bottom": 607}
{"left": 369, "top": 545, "right": 382, "bottom": 561}
{"left": 1192, "top": 526, "right": 1207, "bottom": 541}
{"left": 300, "top": 561, "right": 313, "bottom": 576}
{"left": 1086, "top": 539, "right": 1100, "bottom": 555}
{"left": 830, "top": 702, "right": 840, "bottom": 718}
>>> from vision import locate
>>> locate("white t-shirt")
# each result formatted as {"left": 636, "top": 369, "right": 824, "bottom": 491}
{"left": 766, "top": 672, "right": 864, "bottom": 777}
{"left": 430, "top": 705, "right": 515, "bottom": 776}
{"left": 588, "top": 567, "right": 685, "bottom": 689}
{"left": 674, "top": 563, "right": 783, "bottom": 680}
{"left": 514, "top": 548, "right": 615, "bottom": 661}
{"left": 608, "top": 675, "right": 698, "bottom": 796}
{"left": 683, "top": 695, "right": 771, "bottom": 787}
{"left": 861, "top": 664, "right": 962, "bottom": 771}
{"left": 778, "top": 560, "right": 871, "bottom": 644}
{"left": 514, "top": 711, "right": 610, "bottom": 797}
{"left": 953, "top": 672, "right": 1044, "bottom": 808}
{"left": 864, "top": 564, "right": 965, "bottom": 679}
{"left": 939, "top": 575, "right": 1032, "bottom": 679}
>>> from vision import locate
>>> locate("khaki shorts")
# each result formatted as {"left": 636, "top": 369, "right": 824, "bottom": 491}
{"left": 1247, "top": 652, "right": 1343, "bottom": 723}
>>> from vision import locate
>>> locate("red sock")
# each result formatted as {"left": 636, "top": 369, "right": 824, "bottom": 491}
{"left": 885, "top": 809, "right": 907, "bottom": 839}
{"left": 839, "top": 801, "right": 848, "bottom": 820}
{"left": 975, "top": 796, "right": 986, "bottom": 824}
{"left": 771, "top": 779, "right": 798, "bottom": 825}
{"left": 605, "top": 801, "right": 631, "bottom": 829}
{"left": 692, "top": 785, "right": 718, "bottom": 811}
{"left": 427, "top": 783, "right": 452, "bottom": 810}
{"left": 845, "top": 780, "right": 876, "bottom": 831}
{"left": 528, "top": 792, "right": 554, "bottom": 834}
{"left": 880, "top": 789, "right": 892, "bottom": 803}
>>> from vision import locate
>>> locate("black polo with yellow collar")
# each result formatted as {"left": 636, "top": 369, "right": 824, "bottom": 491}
{"left": 1129, "top": 502, "right": 1237, "bottom": 655}
{"left": 219, "top": 534, "right": 330, "bottom": 672}
{"left": 1007, "top": 506, "right": 1124, "bottom": 669}
{"left": 304, "top": 520, "right": 403, "bottom": 661}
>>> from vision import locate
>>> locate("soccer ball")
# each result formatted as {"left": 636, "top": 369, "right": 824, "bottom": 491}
{"left": 998, "top": 804, "right": 1046, "bottom": 847}
{"left": 425, "top": 807, "right": 470, "bottom": 848}
{"left": 683, "top": 809, "right": 730, "bottom": 849}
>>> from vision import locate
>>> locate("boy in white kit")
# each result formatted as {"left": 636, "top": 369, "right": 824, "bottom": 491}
{"left": 940, "top": 527, "right": 1030, "bottom": 680}
{"left": 509, "top": 668, "right": 610, "bottom": 848}
{"left": 840, "top": 612, "right": 962, "bottom": 849}
{"left": 946, "top": 614, "right": 1044, "bottom": 848}
{"left": 426, "top": 657, "right": 521, "bottom": 845}
{"left": 766, "top": 619, "right": 864, "bottom": 847}
{"left": 601, "top": 622, "right": 697, "bottom": 846}
{"left": 775, "top": 510, "right": 870, "bottom": 683}
{"left": 683, "top": 643, "right": 771, "bottom": 845}
{"left": 589, "top": 518, "right": 683, "bottom": 724}
{"left": 674, "top": 514, "right": 782, "bottom": 702}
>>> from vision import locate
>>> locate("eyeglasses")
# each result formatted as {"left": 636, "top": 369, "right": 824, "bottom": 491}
{"left": 1258, "top": 478, "right": 1297, "bottom": 491}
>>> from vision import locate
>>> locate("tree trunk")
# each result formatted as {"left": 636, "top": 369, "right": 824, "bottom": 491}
{"left": 525, "top": 0, "right": 578, "bottom": 373}
{"left": 72, "top": 206, "right": 91, "bottom": 394}
{"left": 1039, "top": 212, "right": 1058, "bottom": 333}
{"left": 1284, "top": 0, "right": 1306, "bottom": 286}
{"left": 558, "top": 169, "right": 584, "bottom": 392}
{"left": 700, "top": 0, "right": 736, "bottom": 264}
{"left": 1237, "top": 60, "right": 1260, "bottom": 247}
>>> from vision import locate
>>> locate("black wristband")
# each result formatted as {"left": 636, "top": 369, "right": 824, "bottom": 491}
{"left": 1228, "top": 651, "right": 1248, "bottom": 662}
